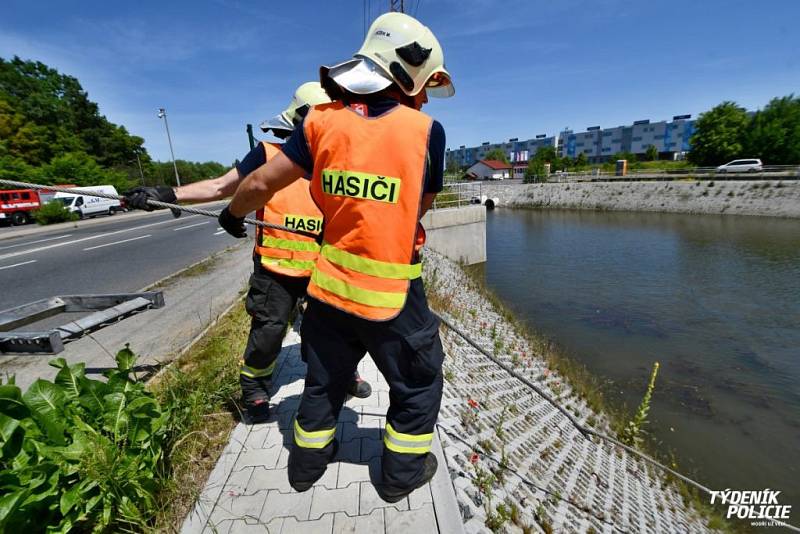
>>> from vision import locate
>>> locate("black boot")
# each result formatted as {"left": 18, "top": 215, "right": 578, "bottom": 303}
{"left": 347, "top": 372, "right": 372, "bottom": 399}
{"left": 240, "top": 374, "right": 271, "bottom": 424}
{"left": 376, "top": 453, "right": 438, "bottom": 503}
{"left": 288, "top": 440, "right": 339, "bottom": 492}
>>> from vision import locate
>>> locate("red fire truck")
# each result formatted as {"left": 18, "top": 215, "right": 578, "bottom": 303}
{"left": 0, "top": 189, "right": 43, "bottom": 226}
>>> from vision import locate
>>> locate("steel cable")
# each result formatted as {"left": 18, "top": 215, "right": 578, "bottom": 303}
{"left": 5, "top": 177, "right": 796, "bottom": 530}
{"left": 0, "top": 179, "right": 318, "bottom": 239}
{"left": 433, "top": 312, "right": 800, "bottom": 532}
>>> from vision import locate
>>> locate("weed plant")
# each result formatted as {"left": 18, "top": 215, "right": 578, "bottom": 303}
{"left": 0, "top": 303, "right": 249, "bottom": 533}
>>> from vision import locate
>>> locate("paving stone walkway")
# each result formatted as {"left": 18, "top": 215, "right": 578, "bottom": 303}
{"left": 181, "top": 329, "right": 464, "bottom": 534}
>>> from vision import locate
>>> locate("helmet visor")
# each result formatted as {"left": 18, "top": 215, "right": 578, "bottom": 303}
{"left": 326, "top": 57, "right": 393, "bottom": 95}
{"left": 259, "top": 112, "right": 294, "bottom": 134}
{"left": 425, "top": 70, "right": 454, "bottom": 98}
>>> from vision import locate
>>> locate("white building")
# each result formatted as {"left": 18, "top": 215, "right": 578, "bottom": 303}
{"left": 466, "top": 159, "right": 512, "bottom": 180}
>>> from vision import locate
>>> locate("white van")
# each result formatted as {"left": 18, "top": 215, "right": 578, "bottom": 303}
{"left": 53, "top": 185, "right": 122, "bottom": 219}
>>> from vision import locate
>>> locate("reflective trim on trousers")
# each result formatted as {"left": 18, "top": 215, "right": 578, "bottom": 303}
{"left": 240, "top": 360, "right": 277, "bottom": 378}
{"left": 383, "top": 422, "right": 433, "bottom": 454}
{"left": 294, "top": 419, "right": 336, "bottom": 449}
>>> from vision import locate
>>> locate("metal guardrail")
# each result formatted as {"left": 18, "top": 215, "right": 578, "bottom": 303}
{"left": 431, "top": 182, "right": 485, "bottom": 210}
{"left": 538, "top": 165, "right": 800, "bottom": 183}
{"left": 0, "top": 292, "right": 165, "bottom": 354}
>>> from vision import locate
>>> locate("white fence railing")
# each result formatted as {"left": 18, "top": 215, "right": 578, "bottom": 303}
{"left": 431, "top": 182, "right": 486, "bottom": 210}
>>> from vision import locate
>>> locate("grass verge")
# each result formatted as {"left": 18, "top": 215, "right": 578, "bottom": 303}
{"left": 148, "top": 301, "right": 249, "bottom": 532}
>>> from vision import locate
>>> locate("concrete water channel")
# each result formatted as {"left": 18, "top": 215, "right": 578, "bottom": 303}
{"left": 480, "top": 208, "right": 800, "bottom": 513}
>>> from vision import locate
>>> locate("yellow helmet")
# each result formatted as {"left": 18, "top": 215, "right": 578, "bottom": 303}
{"left": 260, "top": 81, "right": 332, "bottom": 134}
{"left": 323, "top": 12, "right": 454, "bottom": 98}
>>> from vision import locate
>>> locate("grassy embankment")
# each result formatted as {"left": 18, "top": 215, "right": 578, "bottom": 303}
{"left": 147, "top": 303, "right": 249, "bottom": 532}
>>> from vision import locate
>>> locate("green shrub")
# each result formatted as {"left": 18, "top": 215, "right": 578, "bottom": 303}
{"left": 0, "top": 348, "right": 168, "bottom": 532}
{"left": 33, "top": 201, "right": 78, "bottom": 225}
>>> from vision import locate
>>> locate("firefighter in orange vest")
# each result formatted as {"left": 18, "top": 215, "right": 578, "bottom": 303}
{"left": 124, "top": 82, "right": 372, "bottom": 424}
{"left": 218, "top": 13, "right": 453, "bottom": 501}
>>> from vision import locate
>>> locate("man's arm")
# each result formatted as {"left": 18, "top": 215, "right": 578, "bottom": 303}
{"left": 174, "top": 167, "right": 241, "bottom": 202}
{"left": 229, "top": 151, "right": 305, "bottom": 217}
{"left": 125, "top": 143, "right": 269, "bottom": 210}
{"left": 419, "top": 120, "right": 445, "bottom": 218}
{"left": 421, "top": 192, "right": 437, "bottom": 217}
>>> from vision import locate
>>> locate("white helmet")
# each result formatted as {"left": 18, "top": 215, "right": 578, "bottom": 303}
{"left": 322, "top": 12, "right": 453, "bottom": 98}
{"left": 260, "top": 81, "right": 332, "bottom": 134}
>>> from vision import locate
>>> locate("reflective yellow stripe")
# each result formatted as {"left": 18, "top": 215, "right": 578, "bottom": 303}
{"left": 261, "top": 257, "right": 317, "bottom": 271}
{"left": 293, "top": 419, "right": 336, "bottom": 449}
{"left": 321, "top": 244, "right": 421, "bottom": 280}
{"left": 262, "top": 236, "right": 320, "bottom": 252}
{"left": 240, "top": 361, "right": 276, "bottom": 378}
{"left": 383, "top": 422, "right": 433, "bottom": 454}
{"left": 311, "top": 269, "right": 406, "bottom": 309}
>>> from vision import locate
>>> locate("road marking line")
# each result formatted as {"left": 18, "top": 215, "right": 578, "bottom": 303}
{"left": 0, "top": 216, "right": 196, "bottom": 261}
{"left": 173, "top": 221, "right": 210, "bottom": 231}
{"left": 214, "top": 230, "right": 225, "bottom": 235}
{"left": 0, "top": 259, "right": 37, "bottom": 270}
{"left": 0, "top": 234, "right": 73, "bottom": 251}
{"left": 83, "top": 234, "right": 152, "bottom": 251}
{"left": 216, "top": 227, "right": 222, "bottom": 230}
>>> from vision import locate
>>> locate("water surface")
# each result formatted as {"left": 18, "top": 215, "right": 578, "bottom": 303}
{"left": 482, "top": 209, "right": 800, "bottom": 508}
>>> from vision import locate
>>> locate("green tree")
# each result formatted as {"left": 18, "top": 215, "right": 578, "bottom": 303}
{"left": 446, "top": 158, "right": 461, "bottom": 174}
{"left": 525, "top": 146, "right": 559, "bottom": 182}
{"left": 743, "top": 95, "right": 800, "bottom": 165}
{"left": 0, "top": 57, "right": 147, "bottom": 167}
{"left": 484, "top": 148, "right": 509, "bottom": 163}
{"left": 644, "top": 144, "right": 658, "bottom": 161}
{"left": 688, "top": 101, "right": 749, "bottom": 166}
{"left": 39, "top": 152, "right": 131, "bottom": 190}
{"left": 0, "top": 56, "right": 228, "bottom": 192}
{"left": 144, "top": 160, "right": 228, "bottom": 187}
{"left": 574, "top": 152, "right": 588, "bottom": 169}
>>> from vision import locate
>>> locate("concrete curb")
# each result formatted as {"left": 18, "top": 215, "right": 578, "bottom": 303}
{"left": 431, "top": 427, "right": 467, "bottom": 534}
{"left": 0, "top": 200, "right": 226, "bottom": 242}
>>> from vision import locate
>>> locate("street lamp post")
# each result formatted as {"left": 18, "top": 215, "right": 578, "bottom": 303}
{"left": 157, "top": 107, "right": 181, "bottom": 186}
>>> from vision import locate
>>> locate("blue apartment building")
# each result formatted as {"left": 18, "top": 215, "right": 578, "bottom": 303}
{"left": 447, "top": 115, "right": 696, "bottom": 169}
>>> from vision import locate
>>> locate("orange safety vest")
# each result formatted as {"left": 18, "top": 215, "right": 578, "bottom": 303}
{"left": 253, "top": 142, "right": 323, "bottom": 278}
{"left": 304, "top": 102, "right": 432, "bottom": 321}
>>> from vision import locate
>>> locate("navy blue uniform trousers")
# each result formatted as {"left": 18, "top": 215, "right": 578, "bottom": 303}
{"left": 292, "top": 278, "right": 444, "bottom": 489}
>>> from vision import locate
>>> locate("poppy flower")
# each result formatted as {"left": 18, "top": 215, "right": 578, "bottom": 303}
{"left": 470, "top": 452, "right": 479, "bottom": 465}
{"left": 467, "top": 399, "right": 479, "bottom": 409}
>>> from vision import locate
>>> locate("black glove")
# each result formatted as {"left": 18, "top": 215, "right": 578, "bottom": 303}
{"left": 218, "top": 206, "right": 247, "bottom": 238}
{"left": 124, "top": 186, "right": 181, "bottom": 218}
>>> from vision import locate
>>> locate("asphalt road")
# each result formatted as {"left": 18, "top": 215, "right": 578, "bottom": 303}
{"left": 0, "top": 203, "right": 249, "bottom": 310}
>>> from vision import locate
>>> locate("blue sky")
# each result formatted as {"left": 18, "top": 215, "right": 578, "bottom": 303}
{"left": 2, "top": 0, "right": 799, "bottom": 165}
